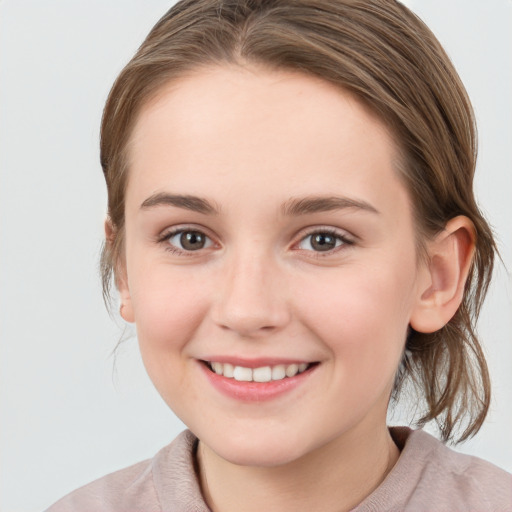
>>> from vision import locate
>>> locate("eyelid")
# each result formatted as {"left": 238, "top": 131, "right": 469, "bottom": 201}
{"left": 157, "top": 225, "right": 217, "bottom": 255}
{"left": 155, "top": 224, "right": 355, "bottom": 257}
{"left": 292, "top": 226, "right": 355, "bottom": 254}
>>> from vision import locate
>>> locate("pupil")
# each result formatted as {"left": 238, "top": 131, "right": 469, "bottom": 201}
{"left": 312, "top": 233, "right": 335, "bottom": 251}
{"left": 180, "top": 231, "right": 205, "bottom": 250}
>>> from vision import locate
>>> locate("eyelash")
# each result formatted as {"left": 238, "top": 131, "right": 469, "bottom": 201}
{"left": 157, "top": 227, "right": 354, "bottom": 257}
{"left": 295, "top": 228, "right": 354, "bottom": 257}
{"left": 157, "top": 228, "right": 214, "bottom": 256}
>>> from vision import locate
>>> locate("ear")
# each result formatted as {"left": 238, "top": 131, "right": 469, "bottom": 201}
{"left": 410, "top": 216, "right": 476, "bottom": 333}
{"left": 105, "top": 218, "right": 135, "bottom": 323}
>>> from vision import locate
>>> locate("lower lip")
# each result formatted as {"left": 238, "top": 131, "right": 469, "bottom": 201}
{"left": 200, "top": 362, "right": 316, "bottom": 402}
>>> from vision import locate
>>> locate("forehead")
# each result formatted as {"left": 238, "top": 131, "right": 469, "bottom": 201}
{"left": 126, "top": 64, "right": 409, "bottom": 217}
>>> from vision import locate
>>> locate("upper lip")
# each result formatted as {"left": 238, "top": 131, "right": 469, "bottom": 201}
{"left": 200, "top": 357, "right": 316, "bottom": 368}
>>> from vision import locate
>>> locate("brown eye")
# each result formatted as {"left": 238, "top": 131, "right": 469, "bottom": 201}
{"left": 180, "top": 231, "right": 206, "bottom": 250}
{"left": 165, "top": 230, "right": 213, "bottom": 252}
{"left": 310, "top": 233, "right": 337, "bottom": 251}
{"left": 298, "top": 231, "right": 350, "bottom": 253}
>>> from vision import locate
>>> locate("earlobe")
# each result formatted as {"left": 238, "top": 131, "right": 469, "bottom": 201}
{"left": 118, "top": 277, "right": 135, "bottom": 323}
{"left": 104, "top": 218, "right": 135, "bottom": 323}
{"left": 119, "top": 301, "right": 134, "bottom": 323}
{"left": 410, "top": 216, "right": 475, "bottom": 333}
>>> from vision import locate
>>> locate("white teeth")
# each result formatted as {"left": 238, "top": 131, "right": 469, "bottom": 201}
{"left": 233, "top": 366, "right": 252, "bottom": 382}
{"left": 212, "top": 362, "right": 223, "bottom": 375}
{"left": 223, "top": 363, "right": 234, "bottom": 378}
{"left": 271, "top": 365, "right": 286, "bottom": 380}
{"left": 285, "top": 364, "right": 299, "bottom": 377}
{"left": 209, "top": 362, "right": 311, "bottom": 382}
{"left": 253, "top": 366, "right": 272, "bottom": 383}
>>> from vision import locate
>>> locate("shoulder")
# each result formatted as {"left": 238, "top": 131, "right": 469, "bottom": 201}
{"left": 45, "top": 456, "right": 158, "bottom": 512}
{"left": 405, "top": 428, "right": 511, "bottom": 509}
{"left": 45, "top": 430, "right": 209, "bottom": 512}
{"left": 356, "top": 427, "right": 512, "bottom": 512}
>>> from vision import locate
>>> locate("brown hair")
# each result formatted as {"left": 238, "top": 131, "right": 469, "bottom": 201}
{"left": 100, "top": 0, "right": 496, "bottom": 443}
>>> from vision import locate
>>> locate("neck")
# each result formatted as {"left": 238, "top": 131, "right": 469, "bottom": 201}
{"left": 197, "top": 423, "right": 399, "bottom": 512}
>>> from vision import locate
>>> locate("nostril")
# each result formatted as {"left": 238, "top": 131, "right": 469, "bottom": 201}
{"left": 213, "top": 309, "right": 288, "bottom": 336}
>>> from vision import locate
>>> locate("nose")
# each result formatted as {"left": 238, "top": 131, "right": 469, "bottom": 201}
{"left": 211, "top": 250, "right": 291, "bottom": 337}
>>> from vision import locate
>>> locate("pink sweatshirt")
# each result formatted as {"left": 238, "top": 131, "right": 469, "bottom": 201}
{"left": 46, "top": 427, "right": 512, "bottom": 511}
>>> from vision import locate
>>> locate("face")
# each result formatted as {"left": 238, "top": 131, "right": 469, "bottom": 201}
{"left": 120, "top": 65, "right": 429, "bottom": 467}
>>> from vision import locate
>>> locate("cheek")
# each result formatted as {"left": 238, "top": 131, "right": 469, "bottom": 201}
{"left": 128, "top": 265, "right": 213, "bottom": 409}
{"left": 129, "top": 263, "right": 209, "bottom": 355}
{"left": 295, "top": 261, "right": 416, "bottom": 375}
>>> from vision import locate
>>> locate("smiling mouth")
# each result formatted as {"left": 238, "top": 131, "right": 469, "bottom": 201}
{"left": 203, "top": 361, "right": 318, "bottom": 382}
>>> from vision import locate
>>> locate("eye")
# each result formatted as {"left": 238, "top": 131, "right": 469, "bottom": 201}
{"left": 297, "top": 230, "right": 352, "bottom": 252}
{"left": 164, "top": 229, "right": 213, "bottom": 252}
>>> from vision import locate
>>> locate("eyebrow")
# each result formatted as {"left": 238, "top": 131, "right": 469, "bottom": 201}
{"left": 139, "top": 192, "right": 379, "bottom": 217}
{"left": 281, "top": 196, "right": 379, "bottom": 216}
{"left": 140, "top": 193, "right": 219, "bottom": 215}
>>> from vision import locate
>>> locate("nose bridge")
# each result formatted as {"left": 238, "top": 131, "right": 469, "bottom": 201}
{"left": 213, "top": 244, "right": 290, "bottom": 336}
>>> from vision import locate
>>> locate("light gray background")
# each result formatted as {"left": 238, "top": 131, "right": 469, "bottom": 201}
{"left": 0, "top": 1, "right": 511, "bottom": 511}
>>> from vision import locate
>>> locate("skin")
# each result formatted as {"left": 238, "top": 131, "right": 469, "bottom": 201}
{"left": 115, "top": 64, "right": 475, "bottom": 512}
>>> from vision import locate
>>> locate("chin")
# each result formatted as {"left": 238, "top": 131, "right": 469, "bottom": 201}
{"left": 217, "top": 445, "right": 305, "bottom": 468}
{"left": 199, "top": 427, "right": 313, "bottom": 468}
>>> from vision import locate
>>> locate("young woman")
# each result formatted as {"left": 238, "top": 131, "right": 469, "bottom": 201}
{"left": 47, "top": 1, "right": 511, "bottom": 510}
